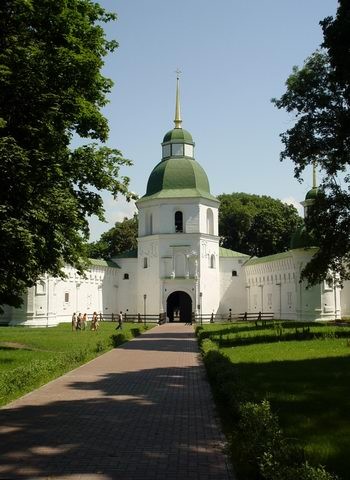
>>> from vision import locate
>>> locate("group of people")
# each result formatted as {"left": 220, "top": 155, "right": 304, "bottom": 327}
{"left": 71, "top": 312, "right": 101, "bottom": 331}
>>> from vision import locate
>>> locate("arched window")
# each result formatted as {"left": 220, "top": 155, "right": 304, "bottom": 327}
{"left": 209, "top": 254, "right": 215, "bottom": 269}
{"left": 232, "top": 270, "right": 237, "bottom": 277}
{"left": 123, "top": 273, "right": 129, "bottom": 280}
{"left": 206, "top": 208, "right": 214, "bottom": 234}
{"left": 145, "top": 212, "right": 153, "bottom": 235}
{"left": 175, "top": 211, "right": 183, "bottom": 233}
{"left": 35, "top": 280, "right": 46, "bottom": 295}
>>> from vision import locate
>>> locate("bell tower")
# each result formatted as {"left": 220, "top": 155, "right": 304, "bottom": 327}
{"left": 136, "top": 76, "right": 220, "bottom": 321}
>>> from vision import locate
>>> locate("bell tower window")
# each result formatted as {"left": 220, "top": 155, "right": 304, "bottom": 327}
{"left": 162, "top": 144, "right": 171, "bottom": 158}
{"left": 175, "top": 211, "right": 183, "bottom": 233}
{"left": 184, "top": 144, "right": 194, "bottom": 157}
{"left": 206, "top": 208, "right": 214, "bottom": 234}
{"left": 172, "top": 144, "right": 184, "bottom": 156}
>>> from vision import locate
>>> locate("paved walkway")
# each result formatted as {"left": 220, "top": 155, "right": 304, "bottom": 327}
{"left": 0, "top": 324, "right": 234, "bottom": 480}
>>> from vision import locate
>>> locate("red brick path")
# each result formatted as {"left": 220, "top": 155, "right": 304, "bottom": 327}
{"left": 0, "top": 324, "right": 234, "bottom": 479}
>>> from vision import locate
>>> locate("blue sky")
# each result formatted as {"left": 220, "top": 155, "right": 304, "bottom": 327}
{"left": 88, "top": 0, "right": 339, "bottom": 241}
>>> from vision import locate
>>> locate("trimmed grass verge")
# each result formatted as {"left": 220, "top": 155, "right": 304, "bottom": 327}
{"left": 0, "top": 322, "right": 149, "bottom": 407}
{"left": 197, "top": 322, "right": 350, "bottom": 480}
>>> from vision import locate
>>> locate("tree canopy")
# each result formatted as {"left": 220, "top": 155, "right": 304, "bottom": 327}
{"left": 88, "top": 216, "right": 138, "bottom": 260}
{"left": 0, "top": 0, "right": 134, "bottom": 310}
{"left": 273, "top": 0, "right": 350, "bottom": 284}
{"left": 218, "top": 193, "right": 303, "bottom": 257}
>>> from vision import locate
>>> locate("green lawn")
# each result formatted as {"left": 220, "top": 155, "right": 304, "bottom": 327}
{"left": 199, "top": 322, "right": 350, "bottom": 480}
{"left": 0, "top": 322, "right": 150, "bottom": 406}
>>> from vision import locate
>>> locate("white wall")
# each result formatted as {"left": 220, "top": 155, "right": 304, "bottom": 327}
{"left": 198, "top": 237, "right": 220, "bottom": 314}
{"left": 138, "top": 198, "right": 219, "bottom": 236}
{"left": 245, "top": 254, "right": 298, "bottom": 320}
{"left": 114, "top": 258, "right": 138, "bottom": 313}
{"left": 219, "top": 257, "right": 247, "bottom": 315}
{"left": 137, "top": 237, "right": 161, "bottom": 314}
{"left": 4, "top": 264, "right": 119, "bottom": 327}
{"left": 340, "top": 280, "right": 350, "bottom": 318}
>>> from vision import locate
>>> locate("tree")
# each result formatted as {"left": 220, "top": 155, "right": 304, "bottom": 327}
{"left": 273, "top": 1, "right": 350, "bottom": 284}
{"left": 218, "top": 193, "right": 303, "bottom": 257}
{"left": 0, "top": 1, "right": 134, "bottom": 310}
{"left": 88, "top": 216, "right": 138, "bottom": 260}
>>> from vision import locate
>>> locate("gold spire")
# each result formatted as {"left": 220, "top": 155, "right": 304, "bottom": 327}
{"left": 312, "top": 161, "right": 317, "bottom": 189}
{"left": 174, "top": 69, "right": 182, "bottom": 129}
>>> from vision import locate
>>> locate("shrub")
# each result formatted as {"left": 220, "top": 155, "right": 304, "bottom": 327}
{"left": 260, "top": 454, "right": 338, "bottom": 480}
{"left": 196, "top": 327, "right": 338, "bottom": 480}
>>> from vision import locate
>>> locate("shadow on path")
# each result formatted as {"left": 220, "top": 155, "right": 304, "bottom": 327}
{"left": 0, "top": 325, "right": 233, "bottom": 480}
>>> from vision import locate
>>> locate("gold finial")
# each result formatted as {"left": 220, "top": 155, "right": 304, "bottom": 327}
{"left": 174, "top": 69, "right": 182, "bottom": 129}
{"left": 312, "top": 161, "right": 317, "bottom": 189}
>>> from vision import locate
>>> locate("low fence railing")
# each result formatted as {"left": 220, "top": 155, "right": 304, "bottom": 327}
{"left": 96, "top": 313, "right": 166, "bottom": 324}
{"left": 192, "top": 312, "right": 275, "bottom": 325}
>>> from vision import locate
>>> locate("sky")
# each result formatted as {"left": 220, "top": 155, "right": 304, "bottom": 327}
{"left": 88, "top": 0, "right": 339, "bottom": 241}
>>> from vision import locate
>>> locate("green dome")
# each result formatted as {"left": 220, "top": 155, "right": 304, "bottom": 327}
{"left": 163, "top": 128, "right": 194, "bottom": 144}
{"left": 305, "top": 187, "right": 318, "bottom": 200}
{"left": 140, "top": 157, "right": 217, "bottom": 202}
{"left": 290, "top": 224, "right": 317, "bottom": 249}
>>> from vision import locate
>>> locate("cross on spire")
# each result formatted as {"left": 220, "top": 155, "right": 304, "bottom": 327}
{"left": 174, "top": 69, "right": 182, "bottom": 128}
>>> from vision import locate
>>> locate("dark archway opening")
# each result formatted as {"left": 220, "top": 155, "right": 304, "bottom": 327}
{"left": 166, "top": 291, "right": 192, "bottom": 323}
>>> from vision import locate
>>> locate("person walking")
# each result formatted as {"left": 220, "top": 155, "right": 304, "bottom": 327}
{"left": 82, "top": 313, "right": 87, "bottom": 330}
{"left": 91, "top": 311, "right": 98, "bottom": 331}
{"left": 116, "top": 311, "right": 123, "bottom": 330}
{"left": 71, "top": 312, "right": 77, "bottom": 331}
{"left": 76, "top": 313, "right": 82, "bottom": 330}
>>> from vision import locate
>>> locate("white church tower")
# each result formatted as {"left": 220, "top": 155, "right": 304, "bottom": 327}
{"left": 135, "top": 76, "right": 220, "bottom": 322}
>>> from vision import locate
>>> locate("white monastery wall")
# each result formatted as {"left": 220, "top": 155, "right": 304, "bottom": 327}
{"left": 137, "top": 237, "right": 160, "bottom": 315}
{"left": 340, "top": 280, "right": 350, "bottom": 318}
{"left": 113, "top": 258, "right": 138, "bottom": 314}
{"left": 3, "top": 263, "right": 119, "bottom": 327}
{"left": 219, "top": 257, "right": 247, "bottom": 315}
{"left": 198, "top": 237, "right": 220, "bottom": 314}
{"left": 245, "top": 254, "right": 298, "bottom": 320}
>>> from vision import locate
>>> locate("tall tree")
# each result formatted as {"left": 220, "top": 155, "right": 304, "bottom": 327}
{"left": 88, "top": 216, "right": 138, "bottom": 260}
{"left": 273, "top": 0, "right": 350, "bottom": 284}
{"left": 218, "top": 193, "right": 303, "bottom": 257}
{"left": 0, "top": 0, "right": 134, "bottom": 310}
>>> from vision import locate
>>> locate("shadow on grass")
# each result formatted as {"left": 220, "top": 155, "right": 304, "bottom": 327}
{"left": 207, "top": 346, "right": 350, "bottom": 480}
{"left": 197, "top": 323, "right": 350, "bottom": 348}
{"left": 241, "top": 354, "right": 350, "bottom": 479}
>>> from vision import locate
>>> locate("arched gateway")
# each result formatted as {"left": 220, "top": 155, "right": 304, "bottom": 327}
{"left": 166, "top": 291, "right": 192, "bottom": 323}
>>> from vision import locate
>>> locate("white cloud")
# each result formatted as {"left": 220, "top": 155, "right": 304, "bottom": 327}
{"left": 88, "top": 194, "right": 137, "bottom": 241}
{"left": 282, "top": 196, "right": 303, "bottom": 216}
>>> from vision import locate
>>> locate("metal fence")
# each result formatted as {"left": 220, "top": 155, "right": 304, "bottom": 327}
{"left": 98, "top": 313, "right": 165, "bottom": 324}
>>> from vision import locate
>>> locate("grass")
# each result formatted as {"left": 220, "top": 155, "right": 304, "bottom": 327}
{"left": 0, "top": 322, "right": 150, "bottom": 406}
{"left": 198, "top": 321, "right": 350, "bottom": 480}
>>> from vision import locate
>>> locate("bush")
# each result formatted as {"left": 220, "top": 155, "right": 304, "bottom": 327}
{"left": 196, "top": 328, "right": 338, "bottom": 480}
{"left": 260, "top": 454, "right": 338, "bottom": 480}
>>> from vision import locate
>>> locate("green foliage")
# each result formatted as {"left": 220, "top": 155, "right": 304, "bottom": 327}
{"left": 88, "top": 215, "right": 138, "bottom": 259}
{"left": 218, "top": 193, "right": 302, "bottom": 257}
{"left": 0, "top": 0, "right": 134, "bottom": 310}
{"left": 197, "top": 324, "right": 345, "bottom": 480}
{"left": 273, "top": 2, "right": 350, "bottom": 284}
